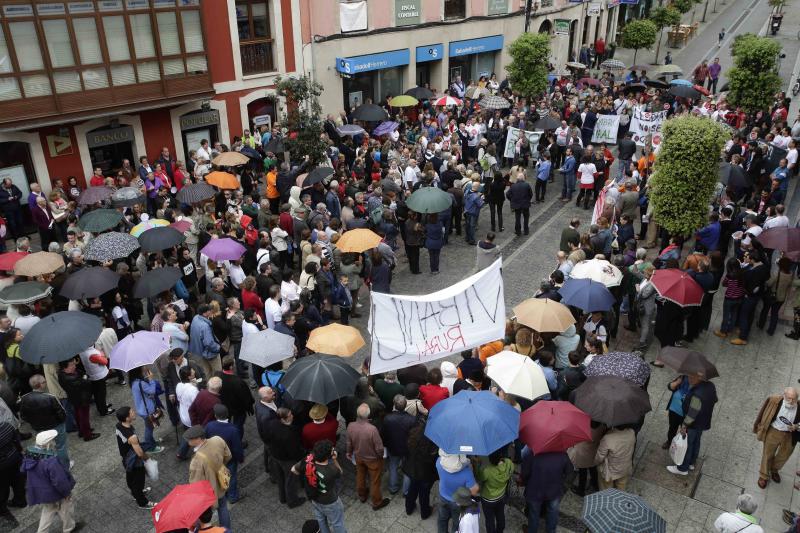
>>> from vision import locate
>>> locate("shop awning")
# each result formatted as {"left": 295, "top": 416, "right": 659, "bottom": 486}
{"left": 448, "top": 35, "right": 504, "bottom": 58}
{"left": 335, "top": 49, "right": 410, "bottom": 75}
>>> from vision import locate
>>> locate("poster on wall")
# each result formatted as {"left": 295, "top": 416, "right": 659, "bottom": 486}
{"left": 504, "top": 127, "right": 543, "bottom": 160}
{"left": 348, "top": 91, "right": 363, "bottom": 111}
{"left": 554, "top": 19, "right": 570, "bottom": 35}
{"left": 630, "top": 107, "right": 667, "bottom": 146}
{"left": 0, "top": 165, "right": 30, "bottom": 204}
{"left": 591, "top": 115, "right": 620, "bottom": 144}
{"left": 368, "top": 259, "right": 506, "bottom": 375}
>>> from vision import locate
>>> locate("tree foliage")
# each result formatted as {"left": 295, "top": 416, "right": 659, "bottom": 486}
{"left": 649, "top": 117, "right": 728, "bottom": 236}
{"left": 505, "top": 33, "right": 550, "bottom": 100}
{"left": 650, "top": 6, "right": 681, "bottom": 29}
{"left": 671, "top": 0, "right": 693, "bottom": 13}
{"left": 621, "top": 20, "right": 657, "bottom": 63}
{"left": 276, "top": 75, "right": 328, "bottom": 166}
{"left": 727, "top": 34, "right": 782, "bottom": 112}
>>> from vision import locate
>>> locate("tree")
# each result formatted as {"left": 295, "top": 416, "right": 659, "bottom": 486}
{"left": 649, "top": 116, "right": 728, "bottom": 237}
{"left": 275, "top": 75, "right": 328, "bottom": 166}
{"left": 649, "top": 7, "right": 681, "bottom": 63}
{"left": 727, "top": 34, "right": 782, "bottom": 112}
{"left": 505, "top": 33, "right": 550, "bottom": 100}
{"left": 671, "top": 0, "right": 693, "bottom": 13}
{"left": 621, "top": 20, "right": 657, "bottom": 65}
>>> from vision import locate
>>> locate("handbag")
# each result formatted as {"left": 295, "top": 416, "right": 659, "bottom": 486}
{"left": 669, "top": 433, "right": 688, "bottom": 466}
{"left": 138, "top": 381, "right": 164, "bottom": 427}
{"left": 196, "top": 451, "right": 230, "bottom": 491}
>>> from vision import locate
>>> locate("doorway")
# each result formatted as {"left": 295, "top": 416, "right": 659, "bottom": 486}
{"left": 86, "top": 125, "right": 136, "bottom": 175}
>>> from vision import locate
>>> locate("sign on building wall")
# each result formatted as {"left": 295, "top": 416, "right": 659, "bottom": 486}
{"left": 395, "top": 0, "right": 421, "bottom": 26}
{"left": 179, "top": 110, "right": 220, "bottom": 131}
{"left": 46, "top": 135, "right": 73, "bottom": 157}
{"left": 554, "top": 19, "right": 571, "bottom": 35}
{"left": 588, "top": 3, "right": 602, "bottom": 15}
{"left": 488, "top": 0, "right": 509, "bottom": 15}
{"left": 416, "top": 44, "right": 444, "bottom": 63}
{"left": 87, "top": 126, "right": 134, "bottom": 148}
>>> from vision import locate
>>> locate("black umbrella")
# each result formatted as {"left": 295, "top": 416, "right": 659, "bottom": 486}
{"left": 78, "top": 209, "right": 124, "bottom": 233}
{"left": 718, "top": 162, "right": 747, "bottom": 189}
{"left": 282, "top": 354, "right": 361, "bottom": 404}
{"left": 176, "top": 182, "right": 216, "bottom": 205}
{"left": 351, "top": 103, "right": 388, "bottom": 122}
{"left": 111, "top": 187, "right": 145, "bottom": 208}
{"left": 239, "top": 146, "right": 263, "bottom": 160}
{"left": 623, "top": 83, "right": 647, "bottom": 94}
{"left": 405, "top": 86, "right": 435, "bottom": 100}
{"left": 138, "top": 226, "right": 185, "bottom": 253}
{"left": 84, "top": 232, "right": 141, "bottom": 262}
{"left": 133, "top": 266, "right": 182, "bottom": 298}
{"left": 263, "top": 137, "right": 285, "bottom": 154}
{"left": 20, "top": 311, "right": 103, "bottom": 364}
{"left": 659, "top": 346, "right": 719, "bottom": 379}
{"left": 77, "top": 186, "right": 114, "bottom": 206}
{"left": 644, "top": 79, "right": 669, "bottom": 89}
{"left": 669, "top": 84, "right": 700, "bottom": 99}
{"left": 0, "top": 281, "right": 52, "bottom": 305}
{"left": 304, "top": 166, "right": 334, "bottom": 187}
{"left": 60, "top": 266, "right": 120, "bottom": 300}
{"left": 533, "top": 116, "right": 562, "bottom": 131}
{"left": 573, "top": 376, "right": 652, "bottom": 426}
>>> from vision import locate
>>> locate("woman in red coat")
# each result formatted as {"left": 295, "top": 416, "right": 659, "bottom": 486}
{"left": 240, "top": 276, "right": 264, "bottom": 320}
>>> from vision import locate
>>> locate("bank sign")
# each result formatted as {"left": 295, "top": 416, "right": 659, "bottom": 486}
{"left": 416, "top": 44, "right": 444, "bottom": 63}
{"left": 448, "top": 35, "right": 504, "bottom": 58}
{"left": 395, "top": 0, "right": 421, "bottom": 26}
{"left": 336, "top": 49, "right": 410, "bottom": 74}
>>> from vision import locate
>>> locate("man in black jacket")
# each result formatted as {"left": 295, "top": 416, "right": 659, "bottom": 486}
{"left": 255, "top": 386, "right": 278, "bottom": 483}
{"left": 268, "top": 408, "right": 306, "bottom": 508}
{"left": 277, "top": 158, "right": 310, "bottom": 204}
{"left": 164, "top": 348, "right": 205, "bottom": 424}
{"left": 19, "top": 374, "right": 69, "bottom": 467}
{"left": 617, "top": 132, "right": 638, "bottom": 182}
{"left": 215, "top": 356, "right": 254, "bottom": 441}
{"left": 381, "top": 395, "right": 416, "bottom": 495}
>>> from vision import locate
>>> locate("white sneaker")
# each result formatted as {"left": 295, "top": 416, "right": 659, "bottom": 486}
{"left": 143, "top": 486, "right": 152, "bottom": 494}
{"left": 666, "top": 465, "right": 688, "bottom": 476}
{"left": 689, "top": 465, "right": 695, "bottom": 471}
{"left": 149, "top": 446, "right": 165, "bottom": 454}
{"left": 69, "top": 460, "right": 75, "bottom": 470}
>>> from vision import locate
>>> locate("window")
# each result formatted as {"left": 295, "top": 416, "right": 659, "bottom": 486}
{"left": 181, "top": 11, "right": 203, "bottom": 52}
{"left": 444, "top": 0, "right": 466, "bottom": 19}
{"left": 42, "top": 19, "right": 75, "bottom": 68}
{"left": 103, "top": 16, "right": 131, "bottom": 61}
{"left": 236, "top": 1, "right": 274, "bottom": 75}
{"left": 0, "top": 28, "right": 12, "bottom": 74}
{"left": 72, "top": 18, "right": 103, "bottom": 64}
{"left": 9, "top": 22, "right": 44, "bottom": 71}
{"left": 129, "top": 14, "right": 156, "bottom": 58}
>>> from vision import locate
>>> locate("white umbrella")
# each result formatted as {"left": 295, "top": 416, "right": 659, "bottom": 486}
{"left": 239, "top": 328, "right": 296, "bottom": 368}
{"left": 570, "top": 258, "right": 623, "bottom": 287}
{"left": 486, "top": 351, "right": 551, "bottom": 401}
{"left": 432, "top": 95, "right": 462, "bottom": 107}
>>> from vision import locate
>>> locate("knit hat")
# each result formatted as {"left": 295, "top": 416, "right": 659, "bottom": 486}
{"left": 35, "top": 429, "right": 58, "bottom": 448}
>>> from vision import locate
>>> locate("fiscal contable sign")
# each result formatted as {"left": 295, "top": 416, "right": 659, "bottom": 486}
{"left": 591, "top": 114, "right": 620, "bottom": 144}
{"left": 504, "top": 127, "right": 543, "bottom": 160}
{"left": 368, "top": 259, "right": 506, "bottom": 375}
{"left": 554, "top": 19, "right": 571, "bottom": 35}
{"left": 630, "top": 107, "right": 667, "bottom": 146}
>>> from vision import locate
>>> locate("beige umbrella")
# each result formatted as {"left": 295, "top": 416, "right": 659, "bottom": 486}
{"left": 336, "top": 229, "right": 382, "bottom": 253}
{"left": 212, "top": 151, "right": 250, "bottom": 166}
{"left": 306, "top": 323, "right": 365, "bottom": 357}
{"left": 14, "top": 252, "right": 65, "bottom": 277}
{"left": 512, "top": 298, "right": 575, "bottom": 333}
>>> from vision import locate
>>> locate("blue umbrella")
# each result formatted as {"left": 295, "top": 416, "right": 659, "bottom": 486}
{"left": 425, "top": 390, "right": 520, "bottom": 456}
{"left": 558, "top": 278, "right": 615, "bottom": 312}
{"left": 669, "top": 78, "right": 693, "bottom": 86}
{"left": 372, "top": 121, "right": 399, "bottom": 136}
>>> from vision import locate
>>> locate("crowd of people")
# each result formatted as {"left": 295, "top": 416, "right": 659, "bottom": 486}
{"left": 0, "top": 54, "right": 798, "bottom": 533}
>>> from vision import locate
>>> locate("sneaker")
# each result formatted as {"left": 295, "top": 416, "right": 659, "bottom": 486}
{"left": 149, "top": 446, "right": 165, "bottom": 454}
{"left": 689, "top": 465, "right": 695, "bottom": 471}
{"left": 69, "top": 460, "right": 75, "bottom": 470}
{"left": 138, "top": 501, "right": 156, "bottom": 510}
{"left": 713, "top": 330, "right": 727, "bottom": 338}
{"left": 143, "top": 487, "right": 152, "bottom": 494}
{"left": 666, "top": 465, "right": 687, "bottom": 476}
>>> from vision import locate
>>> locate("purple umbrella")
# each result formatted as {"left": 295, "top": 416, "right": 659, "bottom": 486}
{"left": 201, "top": 237, "right": 246, "bottom": 262}
{"left": 372, "top": 121, "right": 399, "bottom": 136}
{"left": 109, "top": 331, "right": 171, "bottom": 372}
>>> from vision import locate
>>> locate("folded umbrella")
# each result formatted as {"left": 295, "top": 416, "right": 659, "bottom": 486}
{"left": 152, "top": 480, "right": 217, "bottom": 533}
{"left": 14, "top": 252, "right": 64, "bottom": 277}
{"left": 282, "top": 354, "right": 361, "bottom": 404}
{"left": 111, "top": 187, "right": 145, "bottom": 208}
{"left": 582, "top": 489, "right": 666, "bottom": 533}
{"left": 659, "top": 346, "right": 719, "bottom": 379}
{"left": 200, "top": 237, "right": 246, "bottom": 262}
{"left": 425, "top": 390, "right": 520, "bottom": 455}
{"left": 513, "top": 298, "right": 575, "bottom": 333}
{"left": 60, "top": 266, "right": 120, "bottom": 300}
{"left": 335, "top": 228, "right": 383, "bottom": 253}
{"left": 109, "top": 331, "right": 171, "bottom": 372}
{"left": 205, "top": 171, "right": 239, "bottom": 190}
{"left": 133, "top": 267, "right": 182, "bottom": 298}
{"left": 584, "top": 351, "right": 651, "bottom": 388}
{"left": 372, "top": 121, "right": 400, "bottom": 136}
{"left": 485, "top": 351, "right": 550, "bottom": 401}
{"left": 239, "top": 329, "right": 297, "bottom": 368}
{"left": 569, "top": 258, "right": 623, "bottom": 287}
{"left": 478, "top": 95, "right": 511, "bottom": 110}
{"left": 558, "top": 278, "right": 615, "bottom": 312}
{"left": 406, "top": 186, "right": 453, "bottom": 214}
{"left": 79, "top": 209, "right": 124, "bottom": 233}
{"left": 139, "top": 226, "right": 185, "bottom": 253}
{"left": 77, "top": 186, "right": 114, "bottom": 206}
{"left": 432, "top": 96, "right": 462, "bottom": 107}
{"left": 0, "top": 252, "right": 27, "bottom": 272}
{"left": 0, "top": 281, "right": 53, "bottom": 305}
{"left": 303, "top": 166, "right": 334, "bottom": 187}
{"left": 519, "top": 400, "right": 592, "bottom": 454}
{"left": 130, "top": 219, "right": 170, "bottom": 238}
{"left": 306, "top": 323, "right": 365, "bottom": 357}
{"left": 263, "top": 137, "right": 285, "bottom": 154}
{"left": 20, "top": 311, "right": 102, "bottom": 364}
{"left": 405, "top": 86, "right": 435, "bottom": 100}
{"left": 84, "top": 232, "right": 140, "bottom": 262}
{"left": 351, "top": 103, "right": 388, "bottom": 122}
{"left": 177, "top": 182, "right": 216, "bottom": 205}
{"left": 756, "top": 227, "right": 800, "bottom": 252}
{"left": 212, "top": 151, "right": 249, "bottom": 167}
{"left": 573, "top": 376, "right": 652, "bottom": 427}
{"left": 650, "top": 268, "right": 703, "bottom": 307}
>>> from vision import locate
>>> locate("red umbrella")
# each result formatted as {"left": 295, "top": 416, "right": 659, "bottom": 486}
{"left": 650, "top": 268, "right": 703, "bottom": 307}
{"left": 578, "top": 77, "right": 601, "bottom": 87}
{"left": 756, "top": 227, "right": 800, "bottom": 253}
{"left": 519, "top": 400, "right": 592, "bottom": 454}
{"left": 152, "top": 480, "right": 217, "bottom": 533}
{"left": 0, "top": 252, "right": 27, "bottom": 271}
{"left": 693, "top": 84, "right": 710, "bottom": 96}
{"left": 170, "top": 220, "right": 192, "bottom": 233}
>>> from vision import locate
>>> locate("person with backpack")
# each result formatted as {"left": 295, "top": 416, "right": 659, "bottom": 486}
{"left": 292, "top": 439, "right": 347, "bottom": 533}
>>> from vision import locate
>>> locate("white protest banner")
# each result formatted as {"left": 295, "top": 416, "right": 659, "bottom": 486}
{"left": 368, "top": 259, "right": 506, "bottom": 375}
{"left": 630, "top": 106, "right": 667, "bottom": 146}
{"left": 591, "top": 114, "right": 620, "bottom": 144}
{"left": 504, "top": 127, "right": 543, "bottom": 159}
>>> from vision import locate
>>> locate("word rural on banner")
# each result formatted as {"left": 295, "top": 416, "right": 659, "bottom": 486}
{"left": 368, "top": 259, "right": 506, "bottom": 374}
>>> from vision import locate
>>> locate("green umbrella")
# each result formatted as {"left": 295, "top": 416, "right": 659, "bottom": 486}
{"left": 406, "top": 186, "right": 453, "bottom": 214}
{"left": 0, "top": 281, "right": 53, "bottom": 305}
{"left": 79, "top": 209, "right": 124, "bottom": 233}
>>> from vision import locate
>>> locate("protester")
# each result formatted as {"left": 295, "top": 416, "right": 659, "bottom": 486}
{"left": 22, "top": 430, "right": 78, "bottom": 531}
{"left": 185, "top": 425, "right": 233, "bottom": 529}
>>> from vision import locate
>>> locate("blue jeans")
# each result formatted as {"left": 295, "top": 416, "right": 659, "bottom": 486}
{"left": 561, "top": 173, "right": 575, "bottom": 199}
{"left": 617, "top": 159, "right": 631, "bottom": 181}
{"left": 737, "top": 294, "right": 760, "bottom": 340}
{"left": 311, "top": 497, "right": 348, "bottom": 533}
{"left": 54, "top": 422, "right": 70, "bottom": 468}
{"left": 428, "top": 248, "right": 441, "bottom": 273}
{"left": 678, "top": 428, "right": 702, "bottom": 472}
{"left": 141, "top": 418, "right": 156, "bottom": 451}
{"left": 388, "top": 455, "right": 402, "bottom": 493}
{"left": 720, "top": 298, "right": 741, "bottom": 333}
{"left": 527, "top": 498, "right": 560, "bottom": 533}
{"left": 438, "top": 497, "right": 461, "bottom": 533}
{"left": 217, "top": 495, "right": 231, "bottom": 529}
{"left": 177, "top": 438, "right": 191, "bottom": 459}
{"left": 61, "top": 398, "right": 77, "bottom": 433}
{"left": 465, "top": 214, "right": 478, "bottom": 243}
{"left": 227, "top": 460, "right": 240, "bottom": 501}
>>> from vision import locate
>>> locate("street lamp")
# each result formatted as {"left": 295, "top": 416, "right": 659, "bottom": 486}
{"left": 524, "top": 0, "right": 541, "bottom": 32}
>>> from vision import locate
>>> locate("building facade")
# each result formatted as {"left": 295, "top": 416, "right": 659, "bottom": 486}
{"left": 300, "top": 0, "right": 622, "bottom": 114}
{"left": 0, "top": 0, "right": 301, "bottom": 198}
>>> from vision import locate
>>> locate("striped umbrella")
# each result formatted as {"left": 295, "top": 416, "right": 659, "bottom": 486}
{"left": 433, "top": 95, "right": 462, "bottom": 107}
{"left": 600, "top": 59, "right": 626, "bottom": 71}
{"left": 478, "top": 95, "right": 511, "bottom": 110}
{"left": 582, "top": 489, "right": 665, "bottom": 533}
{"left": 130, "top": 218, "right": 170, "bottom": 237}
